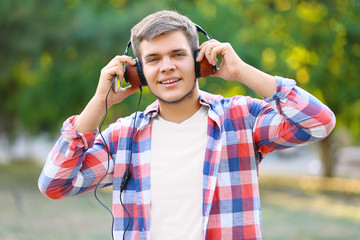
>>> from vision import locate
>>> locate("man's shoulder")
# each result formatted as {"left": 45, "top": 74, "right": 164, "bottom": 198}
{"left": 199, "top": 90, "right": 224, "bottom": 102}
{"left": 110, "top": 108, "right": 150, "bottom": 130}
{"left": 199, "top": 90, "right": 251, "bottom": 106}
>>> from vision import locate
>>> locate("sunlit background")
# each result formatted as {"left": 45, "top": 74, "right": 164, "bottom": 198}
{"left": 1, "top": 0, "right": 359, "bottom": 239}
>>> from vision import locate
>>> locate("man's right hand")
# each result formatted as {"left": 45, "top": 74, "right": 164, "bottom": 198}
{"left": 73, "top": 56, "right": 139, "bottom": 133}
{"left": 95, "top": 55, "right": 139, "bottom": 108}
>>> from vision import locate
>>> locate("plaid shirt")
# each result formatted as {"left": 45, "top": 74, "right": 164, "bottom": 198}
{"left": 39, "top": 76, "right": 335, "bottom": 240}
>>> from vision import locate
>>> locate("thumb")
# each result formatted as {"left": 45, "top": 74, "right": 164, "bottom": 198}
{"left": 123, "top": 85, "right": 140, "bottom": 98}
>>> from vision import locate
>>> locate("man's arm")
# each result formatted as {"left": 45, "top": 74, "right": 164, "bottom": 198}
{"left": 38, "top": 116, "right": 113, "bottom": 199}
{"left": 197, "top": 40, "right": 335, "bottom": 153}
{"left": 74, "top": 55, "right": 139, "bottom": 133}
{"left": 196, "top": 40, "right": 277, "bottom": 98}
{"left": 252, "top": 76, "right": 335, "bottom": 155}
{"left": 38, "top": 55, "right": 139, "bottom": 199}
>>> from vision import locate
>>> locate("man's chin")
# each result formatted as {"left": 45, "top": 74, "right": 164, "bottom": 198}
{"left": 150, "top": 81, "right": 199, "bottom": 105}
{"left": 156, "top": 94, "right": 188, "bottom": 104}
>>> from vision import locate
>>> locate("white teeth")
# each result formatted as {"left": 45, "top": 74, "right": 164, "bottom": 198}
{"left": 162, "top": 79, "right": 179, "bottom": 84}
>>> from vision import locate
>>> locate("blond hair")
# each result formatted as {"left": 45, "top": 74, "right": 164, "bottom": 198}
{"left": 130, "top": 10, "right": 198, "bottom": 59}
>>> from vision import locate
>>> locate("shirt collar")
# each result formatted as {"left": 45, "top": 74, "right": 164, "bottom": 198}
{"left": 143, "top": 90, "right": 217, "bottom": 118}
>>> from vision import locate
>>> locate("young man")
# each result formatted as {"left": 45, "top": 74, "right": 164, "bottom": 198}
{"left": 38, "top": 10, "right": 336, "bottom": 240}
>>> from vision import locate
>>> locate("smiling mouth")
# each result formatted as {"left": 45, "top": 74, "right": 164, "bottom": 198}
{"left": 160, "top": 78, "right": 181, "bottom": 84}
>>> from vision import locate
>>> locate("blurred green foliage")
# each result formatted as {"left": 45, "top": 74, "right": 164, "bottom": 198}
{"left": 1, "top": 0, "right": 359, "bottom": 142}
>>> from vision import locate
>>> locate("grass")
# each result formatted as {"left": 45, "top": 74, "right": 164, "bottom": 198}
{"left": 1, "top": 160, "right": 359, "bottom": 239}
{"left": 260, "top": 187, "right": 360, "bottom": 239}
{"left": 0, "top": 161, "right": 112, "bottom": 240}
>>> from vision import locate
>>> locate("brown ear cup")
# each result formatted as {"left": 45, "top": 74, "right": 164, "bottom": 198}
{"left": 194, "top": 50, "right": 217, "bottom": 78}
{"left": 124, "top": 58, "right": 147, "bottom": 87}
{"left": 199, "top": 58, "right": 217, "bottom": 78}
{"left": 124, "top": 64, "right": 141, "bottom": 87}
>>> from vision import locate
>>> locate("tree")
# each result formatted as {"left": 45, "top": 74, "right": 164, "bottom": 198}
{"left": 174, "top": 0, "right": 360, "bottom": 176}
{"left": 0, "top": 0, "right": 163, "bottom": 136}
{"left": 1, "top": 0, "right": 359, "bottom": 176}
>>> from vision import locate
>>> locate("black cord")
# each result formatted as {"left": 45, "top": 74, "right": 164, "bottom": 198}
{"left": 94, "top": 76, "right": 143, "bottom": 240}
{"left": 94, "top": 76, "right": 117, "bottom": 240}
{"left": 121, "top": 86, "right": 143, "bottom": 240}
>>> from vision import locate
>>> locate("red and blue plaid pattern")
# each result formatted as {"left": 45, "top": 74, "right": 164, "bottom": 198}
{"left": 39, "top": 76, "right": 335, "bottom": 239}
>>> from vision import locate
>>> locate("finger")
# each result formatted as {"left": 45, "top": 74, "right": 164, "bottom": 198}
{"left": 209, "top": 45, "right": 223, "bottom": 66}
{"left": 197, "top": 45, "right": 214, "bottom": 63}
{"left": 100, "top": 65, "right": 124, "bottom": 84}
{"left": 104, "top": 55, "right": 136, "bottom": 70}
{"left": 196, "top": 47, "right": 205, "bottom": 62}
{"left": 198, "top": 39, "right": 218, "bottom": 49}
{"left": 103, "top": 55, "right": 122, "bottom": 69}
{"left": 124, "top": 84, "right": 140, "bottom": 94}
{"left": 113, "top": 55, "right": 137, "bottom": 65}
{"left": 115, "top": 84, "right": 140, "bottom": 101}
{"left": 204, "top": 46, "right": 214, "bottom": 64}
{"left": 202, "top": 44, "right": 220, "bottom": 66}
{"left": 197, "top": 39, "right": 218, "bottom": 62}
{"left": 110, "top": 82, "right": 140, "bottom": 105}
{"left": 103, "top": 56, "right": 138, "bottom": 80}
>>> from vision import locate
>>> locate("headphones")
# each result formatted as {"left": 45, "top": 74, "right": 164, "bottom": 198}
{"left": 118, "top": 24, "right": 217, "bottom": 88}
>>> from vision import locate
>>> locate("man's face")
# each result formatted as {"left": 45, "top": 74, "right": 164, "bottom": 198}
{"left": 140, "top": 30, "right": 198, "bottom": 104}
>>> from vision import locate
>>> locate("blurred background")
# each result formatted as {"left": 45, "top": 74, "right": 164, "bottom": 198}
{"left": 1, "top": 0, "right": 359, "bottom": 239}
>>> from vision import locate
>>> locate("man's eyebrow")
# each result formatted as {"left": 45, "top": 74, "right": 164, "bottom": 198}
{"left": 144, "top": 53, "right": 158, "bottom": 59}
{"left": 171, "top": 48, "right": 188, "bottom": 53}
{"left": 143, "top": 48, "right": 189, "bottom": 59}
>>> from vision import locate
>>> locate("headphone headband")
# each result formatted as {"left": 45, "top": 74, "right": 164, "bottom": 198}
{"left": 124, "top": 40, "right": 132, "bottom": 55}
{"left": 125, "top": 24, "right": 212, "bottom": 56}
{"left": 195, "top": 24, "right": 213, "bottom": 40}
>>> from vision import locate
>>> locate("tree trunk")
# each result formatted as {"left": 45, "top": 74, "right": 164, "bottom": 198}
{"left": 319, "top": 133, "right": 338, "bottom": 177}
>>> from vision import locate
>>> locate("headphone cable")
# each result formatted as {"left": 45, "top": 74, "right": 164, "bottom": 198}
{"left": 94, "top": 75, "right": 120, "bottom": 240}
{"left": 121, "top": 86, "right": 142, "bottom": 240}
{"left": 94, "top": 76, "right": 143, "bottom": 240}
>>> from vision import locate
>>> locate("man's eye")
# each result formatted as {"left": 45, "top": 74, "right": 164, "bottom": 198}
{"left": 147, "top": 58, "right": 157, "bottom": 63}
{"left": 175, "top": 53, "right": 185, "bottom": 57}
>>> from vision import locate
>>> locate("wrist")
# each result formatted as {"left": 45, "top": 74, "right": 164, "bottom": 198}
{"left": 91, "top": 93, "right": 108, "bottom": 108}
{"left": 234, "top": 63, "right": 277, "bottom": 98}
{"left": 73, "top": 98, "right": 107, "bottom": 133}
{"left": 233, "top": 62, "right": 250, "bottom": 83}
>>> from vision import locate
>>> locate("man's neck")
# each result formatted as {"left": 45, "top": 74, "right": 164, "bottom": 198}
{"left": 157, "top": 89, "right": 202, "bottom": 124}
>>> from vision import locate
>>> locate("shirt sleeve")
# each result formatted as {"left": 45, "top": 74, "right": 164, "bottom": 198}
{"left": 253, "top": 76, "right": 336, "bottom": 156}
{"left": 38, "top": 116, "right": 114, "bottom": 199}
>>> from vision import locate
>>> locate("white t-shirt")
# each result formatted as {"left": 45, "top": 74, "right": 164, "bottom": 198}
{"left": 150, "top": 106, "right": 208, "bottom": 240}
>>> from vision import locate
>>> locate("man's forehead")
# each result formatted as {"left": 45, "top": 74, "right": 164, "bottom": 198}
{"left": 139, "top": 30, "right": 192, "bottom": 56}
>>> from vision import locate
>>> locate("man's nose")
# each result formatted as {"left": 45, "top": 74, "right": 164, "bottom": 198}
{"left": 160, "top": 57, "right": 175, "bottom": 73}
